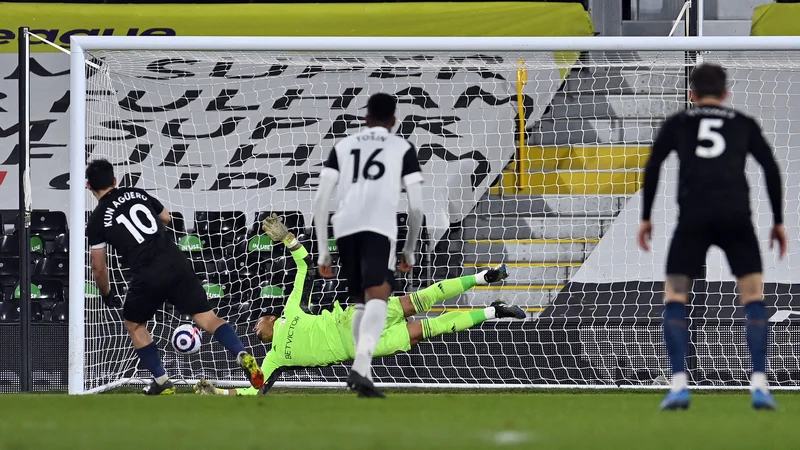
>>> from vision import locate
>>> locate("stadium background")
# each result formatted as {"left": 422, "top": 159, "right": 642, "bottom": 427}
{"left": 1, "top": 0, "right": 799, "bottom": 393}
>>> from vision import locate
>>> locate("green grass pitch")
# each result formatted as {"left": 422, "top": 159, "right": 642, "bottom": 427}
{"left": 2, "top": 390, "right": 800, "bottom": 449}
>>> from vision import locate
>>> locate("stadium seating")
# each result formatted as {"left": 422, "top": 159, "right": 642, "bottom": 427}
{"left": 0, "top": 207, "right": 436, "bottom": 321}
{"left": 0, "top": 256, "right": 20, "bottom": 286}
{"left": 33, "top": 255, "right": 69, "bottom": 285}
{"left": 17, "top": 210, "right": 68, "bottom": 242}
{"left": 194, "top": 211, "right": 246, "bottom": 251}
{"left": 51, "top": 234, "right": 68, "bottom": 255}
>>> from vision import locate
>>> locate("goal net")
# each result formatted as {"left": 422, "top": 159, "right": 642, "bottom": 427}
{"left": 70, "top": 37, "right": 800, "bottom": 393}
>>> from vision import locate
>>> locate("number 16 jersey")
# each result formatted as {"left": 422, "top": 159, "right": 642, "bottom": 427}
{"left": 322, "top": 126, "right": 423, "bottom": 241}
{"left": 86, "top": 187, "right": 174, "bottom": 273}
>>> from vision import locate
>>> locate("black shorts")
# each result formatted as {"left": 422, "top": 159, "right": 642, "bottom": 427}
{"left": 122, "top": 256, "right": 211, "bottom": 324}
{"left": 336, "top": 231, "right": 396, "bottom": 298}
{"left": 666, "top": 213, "right": 762, "bottom": 279}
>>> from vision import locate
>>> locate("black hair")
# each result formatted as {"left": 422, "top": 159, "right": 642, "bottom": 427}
{"left": 690, "top": 64, "right": 727, "bottom": 99}
{"left": 366, "top": 92, "right": 397, "bottom": 123}
{"left": 85, "top": 159, "right": 115, "bottom": 191}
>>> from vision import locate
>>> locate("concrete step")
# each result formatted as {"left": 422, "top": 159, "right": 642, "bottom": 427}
{"left": 476, "top": 195, "right": 628, "bottom": 217}
{"left": 461, "top": 216, "right": 612, "bottom": 240}
{"left": 544, "top": 93, "right": 681, "bottom": 121}
{"left": 460, "top": 285, "right": 559, "bottom": 307}
{"left": 528, "top": 118, "right": 657, "bottom": 146}
{"left": 465, "top": 262, "right": 577, "bottom": 285}
{"left": 464, "top": 239, "right": 599, "bottom": 263}
{"left": 564, "top": 68, "right": 683, "bottom": 96}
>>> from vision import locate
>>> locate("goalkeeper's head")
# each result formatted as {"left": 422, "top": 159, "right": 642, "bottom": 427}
{"left": 365, "top": 92, "right": 397, "bottom": 130}
{"left": 690, "top": 63, "right": 727, "bottom": 104}
{"left": 255, "top": 315, "right": 277, "bottom": 343}
{"left": 86, "top": 158, "right": 117, "bottom": 199}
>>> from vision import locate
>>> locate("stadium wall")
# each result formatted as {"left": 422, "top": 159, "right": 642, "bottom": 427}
{"left": 0, "top": 2, "right": 592, "bottom": 241}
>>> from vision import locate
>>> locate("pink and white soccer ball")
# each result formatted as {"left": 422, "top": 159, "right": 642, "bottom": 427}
{"left": 171, "top": 324, "right": 202, "bottom": 354}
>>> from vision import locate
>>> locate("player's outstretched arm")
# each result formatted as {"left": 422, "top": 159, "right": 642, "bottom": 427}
{"left": 639, "top": 117, "right": 675, "bottom": 251}
{"left": 261, "top": 214, "right": 312, "bottom": 313}
{"left": 401, "top": 264, "right": 509, "bottom": 317}
{"left": 313, "top": 149, "right": 340, "bottom": 277}
{"left": 399, "top": 145, "right": 425, "bottom": 271}
{"left": 748, "top": 120, "right": 787, "bottom": 257}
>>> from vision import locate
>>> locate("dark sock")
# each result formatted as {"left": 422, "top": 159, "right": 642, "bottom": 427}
{"left": 744, "top": 301, "right": 768, "bottom": 373}
{"left": 213, "top": 322, "right": 246, "bottom": 357}
{"left": 135, "top": 342, "right": 166, "bottom": 379}
{"left": 663, "top": 302, "right": 688, "bottom": 374}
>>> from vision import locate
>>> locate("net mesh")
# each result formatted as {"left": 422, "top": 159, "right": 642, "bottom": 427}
{"left": 80, "top": 48, "right": 800, "bottom": 392}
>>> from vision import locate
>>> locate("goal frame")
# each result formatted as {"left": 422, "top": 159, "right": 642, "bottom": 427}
{"left": 68, "top": 35, "right": 799, "bottom": 395}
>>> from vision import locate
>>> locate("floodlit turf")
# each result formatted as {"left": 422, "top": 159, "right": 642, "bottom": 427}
{"left": 1, "top": 391, "right": 800, "bottom": 449}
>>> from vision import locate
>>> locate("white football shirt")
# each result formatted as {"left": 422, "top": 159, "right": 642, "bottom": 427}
{"left": 321, "top": 126, "right": 423, "bottom": 241}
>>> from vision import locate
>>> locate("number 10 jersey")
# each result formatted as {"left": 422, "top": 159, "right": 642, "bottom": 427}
{"left": 86, "top": 187, "right": 174, "bottom": 272}
{"left": 322, "top": 126, "right": 423, "bottom": 241}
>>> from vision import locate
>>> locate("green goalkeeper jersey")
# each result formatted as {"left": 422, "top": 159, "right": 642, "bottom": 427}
{"left": 258, "top": 245, "right": 352, "bottom": 385}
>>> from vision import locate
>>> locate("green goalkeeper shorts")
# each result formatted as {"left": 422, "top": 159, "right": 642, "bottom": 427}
{"left": 337, "top": 297, "right": 411, "bottom": 359}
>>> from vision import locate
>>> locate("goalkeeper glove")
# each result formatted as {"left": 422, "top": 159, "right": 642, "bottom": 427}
{"left": 261, "top": 213, "right": 296, "bottom": 246}
{"left": 101, "top": 286, "right": 122, "bottom": 309}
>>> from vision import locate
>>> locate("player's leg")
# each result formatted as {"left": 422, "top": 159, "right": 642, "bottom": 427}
{"left": 168, "top": 267, "right": 264, "bottom": 389}
{"left": 348, "top": 232, "right": 395, "bottom": 398}
{"left": 408, "top": 302, "right": 526, "bottom": 345}
{"left": 659, "top": 224, "right": 708, "bottom": 410}
{"left": 721, "top": 219, "right": 775, "bottom": 409}
{"left": 397, "top": 264, "right": 509, "bottom": 318}
{"left": 122, "top": 282, "right": 175, "bottom": 396}
{"left": 336, "top": 234, "right": 365, "bottom": 357}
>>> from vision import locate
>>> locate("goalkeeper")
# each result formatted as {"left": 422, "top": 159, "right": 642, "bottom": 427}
{"left": 195, "top": 215, "right": 523, "bottom": 396}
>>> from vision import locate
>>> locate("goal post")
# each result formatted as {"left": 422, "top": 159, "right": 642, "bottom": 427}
{"left": 69, "top": 36, "right": 800, "bottom": 394}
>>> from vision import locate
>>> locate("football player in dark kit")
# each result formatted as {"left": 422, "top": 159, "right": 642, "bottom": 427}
{"left": 85, "top": 159, "right": 264, "bottom": 395}
{"left": 639, "top": 64, "right": 787, "bottom": 410}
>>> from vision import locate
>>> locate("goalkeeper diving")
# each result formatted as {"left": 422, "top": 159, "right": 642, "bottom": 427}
{"left": 195, "top": 215, "right": 524, "bottom": 395}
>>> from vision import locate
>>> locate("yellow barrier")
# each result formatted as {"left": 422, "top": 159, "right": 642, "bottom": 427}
{"left": 491, "top": 145, "right": 649, "bottom": 196}
{"left": 0, "top": 2, "right": 594, "bottom": 53}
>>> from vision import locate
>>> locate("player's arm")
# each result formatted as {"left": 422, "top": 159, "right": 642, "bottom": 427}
{"left": 400, "top": 144, "right": 425, "bottom": 271}
{"left": 86, "top": 216, "right": 121, "bottom": 308}
{"left": 313, "top": 148, "right": 339, "bottom": 277}
{"left": 144, "top": 191, "right": 171, "bottom": 226}
{"left": 261, "top": 214, "right": 312, "bottom": 313}
{"left": 639, "top": 116, "right": 675, "bottom": 251}
{"left": 748, "top": 119, "right": 787, "bottom": 257}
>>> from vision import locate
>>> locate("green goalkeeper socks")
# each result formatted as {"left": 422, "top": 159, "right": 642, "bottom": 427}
{"left": 410, "top": 275, "right": 478, "bottom": 314}
{"left": 421, "top": 310, "right": 489, "bottom": 339}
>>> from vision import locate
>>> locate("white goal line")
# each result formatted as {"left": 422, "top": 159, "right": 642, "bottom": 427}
{"left": 84, "top": 379, "right": 792, "bottom": 394}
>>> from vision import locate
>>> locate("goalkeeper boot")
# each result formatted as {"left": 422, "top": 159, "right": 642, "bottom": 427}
{"left": 659, "top": 389, "right": 690, "bottom": 410}
{"left": 143, "top": 379, "right": 176, "bottom": 396}
{"left": 347, "top": 370, "right": 386, "bottom": 399}
{"left": 490, "top": 300, "right": 526, "bottom": 319}
{"left": 752, "top": 389, "right": 778, "bottom": 410}
{"left": 237, "top": 352, "right": 265, "bottom": 390}
{"left": 484, "top": 263, "right": 509, "bottom": 284}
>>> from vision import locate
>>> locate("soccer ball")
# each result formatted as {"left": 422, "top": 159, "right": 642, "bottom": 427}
{"left": 171, "top": 324, "right": 202, "bottom": 355}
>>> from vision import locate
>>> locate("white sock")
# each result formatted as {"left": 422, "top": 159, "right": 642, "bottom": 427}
{"left": 475, "top": 270, "right": 489, "bottom": 285}
{"left": 351, "top": 304, "right": 365, "bottom": 348}
{"left": 351, "top": 298, "right": 388, "bottom": 378}
{"left": 351, "top": 304, "right": 366, "bottom": 379}
{"left": 155, "top": 374, "right": 169, "bottom": 386}
{"left": 751, "top": 372, "right": 768, "bottom": 393}
{"left": 484, "top": 306, "right": 497, "bottom": 320}
{"left": 670, "top": 372, "right": 688, "bottom": 393}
